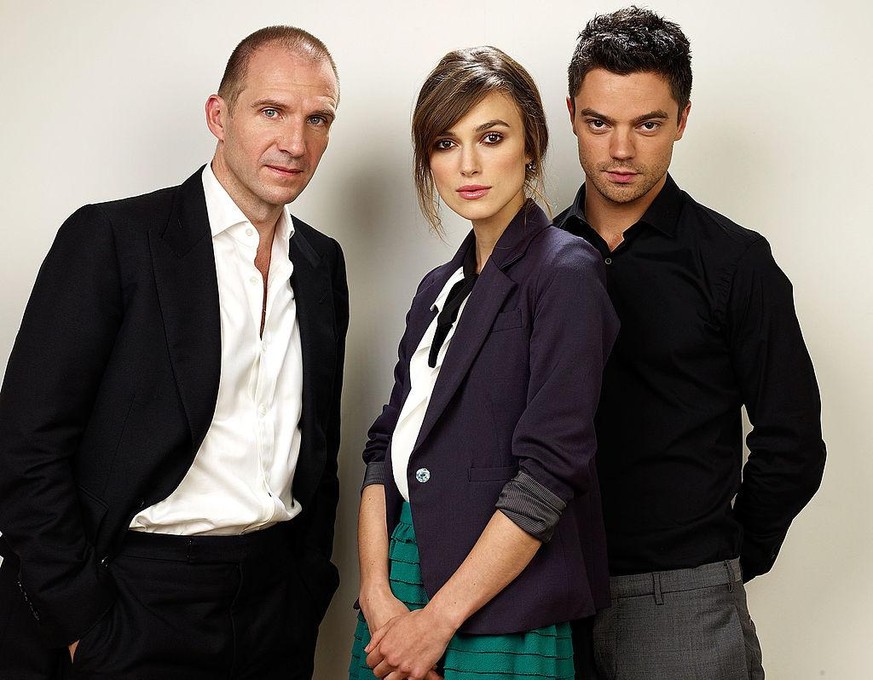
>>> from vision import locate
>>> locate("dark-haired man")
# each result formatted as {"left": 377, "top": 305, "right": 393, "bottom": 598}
{"left": 557, "top": 7, "right": 825, "bottom": 679}
{"left": 0, "top": 26, "right": 347, "bottom": 679}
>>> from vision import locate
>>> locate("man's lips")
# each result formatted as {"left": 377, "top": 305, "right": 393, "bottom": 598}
{"left": 266, "top": 165, "right": 305, "bottom": 177}
{"left": 604, "top": 170, "right": 638, "bottom": 184}
{"left": 457, "top": 185, "right": 491, "bottom": 200}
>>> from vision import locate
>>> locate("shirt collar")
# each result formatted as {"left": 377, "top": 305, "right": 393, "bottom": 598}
{"left": 201, "top": 163, "right": 296, "bottom": 245}
{"left": 431, "top": 243, "right": 478, "bottom": 313}
{"left": 566, "top": 173, "right": 684, "bottom": 238}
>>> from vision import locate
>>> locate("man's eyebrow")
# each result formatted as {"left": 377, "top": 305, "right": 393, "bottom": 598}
{"left": 632, "top": 110, "right": 669, "bottom": 124}
{"left": 249, "top": 98, "right": 287, "bottom": 110}
{"left": 577, "top": 108, "right": 670, "bottom": 124}
{"left": 248, "top": 99, "right": 336, "bottom": 120}
{"left": 577, "top": 107, "right": 613, "bottom": 122}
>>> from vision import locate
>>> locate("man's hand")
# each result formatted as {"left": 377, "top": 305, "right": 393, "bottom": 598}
{"left": 365, "top": 607, "right": 453, "bottom": 680}
{"left": 68, "top": 640, "right": 79, "bottom": 662}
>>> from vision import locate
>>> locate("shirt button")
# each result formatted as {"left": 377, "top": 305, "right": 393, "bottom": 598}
{"left": 604, "top": 257, "right": 613, "bottom": 265}
{"left": 415, "top": 468, "right": 430, "bottom": 483}
{"left": 249, "top": 275, "right": 259, "bottom": 285}
{"left": 246, "top": 228, "right": 254, "bottom": 237}
{"left": 258, "top": 404, "right": 267, "bottom": 417}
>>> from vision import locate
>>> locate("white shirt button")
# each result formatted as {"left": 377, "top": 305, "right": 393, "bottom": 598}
{"left": 258, "top": 404, "right": 267, "bottom": 417}
{"left": 249, "top": 275, "right": 259, "bottom": 285}
{"left": 415, "top": 468, "right": 430, "bottom": 483}
{"left": 246, "top": 227, "right": 254, "bottom": 237}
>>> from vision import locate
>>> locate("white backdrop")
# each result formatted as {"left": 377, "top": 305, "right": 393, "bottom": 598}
{"left": 1, "top": 1, "right": 870, "bottom": 677}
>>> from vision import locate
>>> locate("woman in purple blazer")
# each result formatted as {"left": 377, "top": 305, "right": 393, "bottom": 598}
{"left": 350, "top": 47, "right": 618, "bottom": 680}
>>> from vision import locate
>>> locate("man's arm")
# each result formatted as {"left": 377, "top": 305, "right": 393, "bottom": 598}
{"left": 300, "top": 238, "right": 348, "bottom": 563}
{"left": 729, "top": 237, "right": 826, "bottom": 580}
{"left": 0, "top": 205, "right": 122, "bottom": 645}
{"left": 295, "top": 238, "right": 348, "bottom": 625}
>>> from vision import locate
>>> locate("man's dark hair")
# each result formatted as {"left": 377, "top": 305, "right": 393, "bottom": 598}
{"left": 568, "top": 6, "right": 691, "bottom": 117}
{"left": 218, "top": 26, "right": 338, "bottom": 111}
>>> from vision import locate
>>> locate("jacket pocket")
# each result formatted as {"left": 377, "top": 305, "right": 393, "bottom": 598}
{"left": 77, "top": 486, "right": 109, "bottom": 540}
{"left": 468, "top": 466, "right": 517, "bottom": 482}
{"left": 490, "top": 308, "right": 523, "bottom": 332}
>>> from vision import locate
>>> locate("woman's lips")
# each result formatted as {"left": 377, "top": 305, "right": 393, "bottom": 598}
{"left": 457, "top": 185, "right": 490, "bottom": 200}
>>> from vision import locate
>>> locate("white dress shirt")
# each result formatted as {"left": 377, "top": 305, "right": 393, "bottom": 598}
{"left": 129, "top": 164, "right": 304, "bottom": 535}
{"left": 390, "top": 266, "right": 468, "bottom": 501}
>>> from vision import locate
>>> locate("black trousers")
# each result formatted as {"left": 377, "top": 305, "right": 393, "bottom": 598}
{"left": 1, "top": 525, "right": 320, "bottom": 680}
{"left": 572, "top": 615, "right": 600, "bottom": 680}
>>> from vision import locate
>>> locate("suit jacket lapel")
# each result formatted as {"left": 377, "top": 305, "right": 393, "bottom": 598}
{"left": 288, "top": 223, "right": 335, "bottom": 507}
{"left": 413, "top": 202, "right": 551, "bottom": 453}
{"left": 150, "top": 168, "right": 221, "bottom": 450}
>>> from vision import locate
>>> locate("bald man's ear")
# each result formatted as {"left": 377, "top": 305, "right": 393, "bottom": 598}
{"left": 205, "top": 94, "right": 228, "bottom": 142}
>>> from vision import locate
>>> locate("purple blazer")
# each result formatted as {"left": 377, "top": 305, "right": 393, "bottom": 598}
{"left": 362, "top": 203, "right": 618, "bottom": 634}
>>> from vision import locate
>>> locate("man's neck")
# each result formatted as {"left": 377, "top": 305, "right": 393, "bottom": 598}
{"left": 584, "top": 174, "right": 667, "bottom": 251}
{"left": 210, "top": 158, "right": 284, "bottom": 238}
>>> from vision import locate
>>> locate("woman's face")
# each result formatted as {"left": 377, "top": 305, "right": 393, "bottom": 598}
{"left": 429, "top": 91, "right": 530, "bottom": 232}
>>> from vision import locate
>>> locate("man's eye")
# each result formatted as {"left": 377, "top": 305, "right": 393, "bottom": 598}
{"left": 587, "top": 119, "right": 607, "bottom": 129}
{"left": 263, "top": 108, "right": 279, "bottom": 118}
{"left": 640, "top": 121, "right": 660, "bottom": 131}
{"left": 308, "top": 115, "right": 328, "bottom": 126}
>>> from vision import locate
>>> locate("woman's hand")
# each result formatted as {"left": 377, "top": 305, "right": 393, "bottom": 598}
{"left": 365, "top": 607, "right": 452, "bottom": 680}
{"left": 359, "top": 584, "right": 410, "bottom": 636}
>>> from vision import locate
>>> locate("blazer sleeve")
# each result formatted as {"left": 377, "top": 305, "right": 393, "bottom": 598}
{"left": 496, "top": 239, "right": 619, "bottom": 542}
{"left": 0, "top": 205, "right": 122, "bottom": 645}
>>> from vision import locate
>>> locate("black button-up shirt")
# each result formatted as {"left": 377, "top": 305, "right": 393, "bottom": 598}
{"left": 557, "top": 174, "right": 826, "bottom": 579}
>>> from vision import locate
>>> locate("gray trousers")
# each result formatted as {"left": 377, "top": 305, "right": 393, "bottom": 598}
{"left": 593, "top": 559, "right": 764, "bottom": 680}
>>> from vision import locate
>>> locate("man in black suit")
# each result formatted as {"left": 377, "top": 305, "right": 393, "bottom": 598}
{"left": 0, "top": 26, "right": 348, "bottom": 679}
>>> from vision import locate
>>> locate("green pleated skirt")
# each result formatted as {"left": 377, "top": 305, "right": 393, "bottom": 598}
{"left": 349, "top": 503, "right": 574, "bottom": 679}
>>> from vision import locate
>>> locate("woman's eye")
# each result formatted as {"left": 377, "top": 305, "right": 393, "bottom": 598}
{"left": 434, "top": 139, "right": 455, "bottom": 151}
{"left": 483, "top": 132, "right": 502, "bottom": 144}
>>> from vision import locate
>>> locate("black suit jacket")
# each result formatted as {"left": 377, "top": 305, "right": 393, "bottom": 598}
{"left": 0, "top": 168, "right": 348, "bottom": 647}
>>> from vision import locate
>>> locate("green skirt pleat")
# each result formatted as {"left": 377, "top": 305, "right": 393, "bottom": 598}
{"left": 349, "top": 503, "right": 574, "bottom": 679}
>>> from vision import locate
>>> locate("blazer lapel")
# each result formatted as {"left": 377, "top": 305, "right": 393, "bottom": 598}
{"left": 149, "top": 168, "right": 221, "bottom": 450}
{"left": 288, "top": 223, "right": 335, "bottom": 506}
{"left": 412, "top": 202, "right": 551, "bottom": 453}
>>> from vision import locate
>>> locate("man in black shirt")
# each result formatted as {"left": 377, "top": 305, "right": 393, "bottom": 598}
{"left": 557, "top": 7, "right": 826, "bottom": 679}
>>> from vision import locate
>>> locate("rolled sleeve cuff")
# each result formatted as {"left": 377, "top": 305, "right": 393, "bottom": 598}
{"left": 361, "top": 461, "right": 386, "bottom": 491}
{"left": 495, "top": 471, "right": 567, "bottom": 542}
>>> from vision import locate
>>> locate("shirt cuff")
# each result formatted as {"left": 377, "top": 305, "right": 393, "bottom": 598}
{"left": 361, "top": 461, "right": 386, "bottom": 490}
{"left": 495, "top": 471, "right": 567, "bottom": 542}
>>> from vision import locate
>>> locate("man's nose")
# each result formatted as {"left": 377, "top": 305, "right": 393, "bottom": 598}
{"left": 609, "top": 128, "right": 635, "bottom": 160}
{"left": 278, "top": 121, "right": 306, "bottom": 158}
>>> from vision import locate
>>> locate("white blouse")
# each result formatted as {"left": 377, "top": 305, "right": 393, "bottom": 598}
{"left": 390, "top": 266, "right": 470, "bottom": 501}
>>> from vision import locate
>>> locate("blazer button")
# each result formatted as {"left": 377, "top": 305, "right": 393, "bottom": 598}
{"left": 100, "top": 556, "right": 111, "bottom": 568}
{"left": 415, "top": 468, "right": 430, "bottom": 483}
